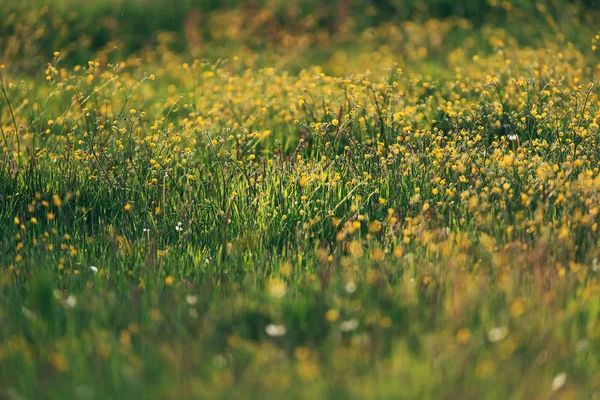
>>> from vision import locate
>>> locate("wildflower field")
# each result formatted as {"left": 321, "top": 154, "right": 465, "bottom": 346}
{"left": 1, "top": 0, "right": 600, "bottom": 398}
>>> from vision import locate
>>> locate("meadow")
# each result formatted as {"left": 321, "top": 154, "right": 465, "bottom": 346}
{"left": 1, "top": 0, "right": 600, "bottom": 398}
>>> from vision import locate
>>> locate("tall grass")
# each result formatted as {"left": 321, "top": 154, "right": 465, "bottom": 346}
{"left": 1, "top": 1, "right": 599, "bottom": 398}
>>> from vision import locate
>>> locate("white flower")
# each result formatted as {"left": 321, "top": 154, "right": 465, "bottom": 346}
{"left": 345, "top": 281, "right": 357, "bottom": 294}
{"left": 507, "top": 133, "right": 519, "bottom": 141}
{"left": 89, "top": 266, "right": 98, "bottom": 273}
{"left": 340, "top": 319, "right": 359, "bottom": 332}
{"left": 64, "top": 295, "right": 77, "bottom": 309}
{"left": 265, "top": 324, "right": 286, "bottom": 337}
{"left": 185, "top": 295, "right": 198, "bottom": 305}
{"left": 176, "top": 222, "right": 183, "bottom": 232}
{"left": 551, "top": 372, "right": 567, "bottom": 391}
{"left": 487, "top": 326, "right": 509, "bottom": 343}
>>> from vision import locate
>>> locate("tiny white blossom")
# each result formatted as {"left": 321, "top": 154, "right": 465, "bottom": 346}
{"left": 89, "top": 266, "right": 98, "bottom": 273}
{"left": 186, "top": 295, "right": 198, "bottom": 305}
{"left": 64, "top": 295, "right": 77, "bottom": 309}
{"left": 551, "top": 372, "right": 567, "bottom": 391}
{"left": 487, "top": 326, "right": 509, "bottom": 343}
{"left": 340, "top": 319, "right": 359, "bottom": 332}
{"left": 345, "top": 281, "right": 357, "bottom": 294}
{"left": 265, "top": 324, "right": 286, "bottom": 337}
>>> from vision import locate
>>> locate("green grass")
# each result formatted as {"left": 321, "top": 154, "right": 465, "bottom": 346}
{"left": 1, "top": 1, "right": 600, "bottom": 399}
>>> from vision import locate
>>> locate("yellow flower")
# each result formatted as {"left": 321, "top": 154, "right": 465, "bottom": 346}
{"left": 49, "top": 352, "right": 69, "bottom": 373}
{"left": 456, "top": 328, "right": 472, "bottom": 344}
{"left": 53, "top": 194, "right": 62, "bottom": 208}
{"left": 371, "top": 248, "right": 385, "bottom": 261}
{"left": 348, "top": 240, "right": 364, "bottom": 258}
{"left": 268, "top": 277, "right": 287, "bottom": 298}
{"left": 369, "top": 221, "right": 382, "bottom": 233}
{"left": 325, "top": 309, "right": 340, "bottom": 322}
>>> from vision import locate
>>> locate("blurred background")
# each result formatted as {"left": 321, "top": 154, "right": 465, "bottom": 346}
{"left": 1, "top": 0, "right": 599, "bottom": 74}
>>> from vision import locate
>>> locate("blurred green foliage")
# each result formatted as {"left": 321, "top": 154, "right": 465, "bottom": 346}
{"left": 1, "top": 0, "right": 598, "bottom": 72}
